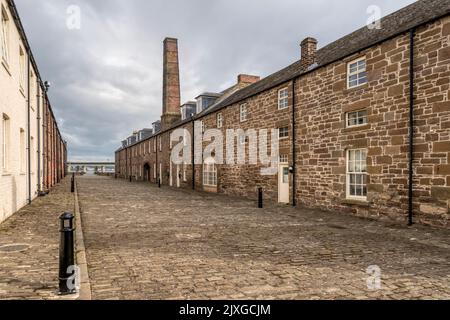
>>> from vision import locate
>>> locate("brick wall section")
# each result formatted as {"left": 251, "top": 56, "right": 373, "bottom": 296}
{"left": 116, "top": 14, "right": 450, "bottom": 228}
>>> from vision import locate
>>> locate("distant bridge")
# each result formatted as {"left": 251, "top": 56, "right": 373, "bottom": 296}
{"left": 67, "top": 162, "right": 115, "bottom": 174}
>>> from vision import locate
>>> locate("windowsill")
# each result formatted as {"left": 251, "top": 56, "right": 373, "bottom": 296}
{"left": 277, "top": 106, "right": 289, "bottom": 111}
{"left": 342, "top": 124, "right": 370, "bottom": 133}
{"left": 341, "top": 198, "right": 369, "bottom": 207}
{"left": 2, "top": 172, "right": 11, "bottom": 176}
{"left": 344, "top": 83, "right": 368, "bottom": 93}
{"left": 1, "top": 59, "right": 11, "bottom": 76}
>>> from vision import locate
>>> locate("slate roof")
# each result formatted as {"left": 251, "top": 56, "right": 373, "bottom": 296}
{"left": 201, "top": 0, "right": 450, "bottom": 117}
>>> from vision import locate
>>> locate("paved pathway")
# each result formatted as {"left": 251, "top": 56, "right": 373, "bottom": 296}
{"left": 77, "top": 176, "right": 450, "bottom": 300}
{"left": 0, "top": 179, "right": 74, "bottom": 300}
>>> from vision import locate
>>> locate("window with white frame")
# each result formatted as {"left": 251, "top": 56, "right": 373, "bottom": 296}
{"left": 183, "top": 164, "right": 187, "bottom": 182}
{"left": 347, "top": 57, "right": 367, "bottom": 88}
{"left": 2, "top": 113, "right": 10, "bottom": 171}
{"left": 154, "top": 139, "right": 156, "bottom": 152}
{"left": 200, "top": 121, "right": 205, "bottom": 133}
{"left": 1, "top": 6, "right": 9, "bottom": 64}
{"left": 159, "top": 137, "right": 162, "bottom": 151}
{"left": 217, "top": 113, "right": 223, "bottom": 129}
{"left": 347, "top": 149, "right": 368, "bottom": 200}
{"left": 279, "top": 154, "right": 289, "bottom": 164}
{"left": 30, "top": 136, "right": 35, "bottom": 174}
{"left": 279, "top": 126, "right": 289, "bottom": 139}
{"left": 203, "top": 157, "right": 217, "bottom": 187}
{"left": 278, "top": 88, "right": 289, "bottom": 109}
{"left": 20, "top": 128, "right": 25, "bottom": 173}
{"left": 154, "top": 163, "right": 156, "bottom": 179}
{"left": 346, "top": 110, "right": 368, "bottom": 128}
{"left": 19, "top": 47, "right": 25, "bottom": 90}
{"left": 240, "top": 104, "right": 248, "bottom": 122}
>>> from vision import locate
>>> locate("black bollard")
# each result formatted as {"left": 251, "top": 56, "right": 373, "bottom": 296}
{"left": 258, "top": 187, "right": 263, "bottom": 209}
{"left": 129, "top": 176, "right": 132, "bottom": 182}
{"left": 71, "top": 173, "right": 75, "bottom": 193}
{"left": 58, "top": 212, "right": 76, "bottom": 295}
{"left": 158, "top": 178, "right": 161, "bottom": 188}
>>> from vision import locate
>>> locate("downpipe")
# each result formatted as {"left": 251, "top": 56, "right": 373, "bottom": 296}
{"left": 408, "top": 28, "right": 416, "bottom": 226}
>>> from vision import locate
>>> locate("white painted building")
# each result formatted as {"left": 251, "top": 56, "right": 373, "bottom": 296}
{"left": 0, "top": 0, "right": 66, "bottom": 224}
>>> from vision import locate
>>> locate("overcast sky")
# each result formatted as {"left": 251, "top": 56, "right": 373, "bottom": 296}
{"left": 15, "top": 0, "right": 416, "bottom": 161}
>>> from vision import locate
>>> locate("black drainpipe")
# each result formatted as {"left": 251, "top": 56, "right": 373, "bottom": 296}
{"left": 192, "top": 117, "right": 195, "bottom": 190}
{"left": 408, "top": 28, "right": 416, "bottom": 226}
{"left": 291, "top": 79, "right": 297, "bottom": 207}
{"left": 27, "top": 54, "right": 31, "bottom": 204}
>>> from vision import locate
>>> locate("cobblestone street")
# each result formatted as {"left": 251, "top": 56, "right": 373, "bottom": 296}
{"left": 0, "top": 179, "right": 74, "bottom": 300}
{"left": 77, "top": 176, "right": 450, "bottom": 300}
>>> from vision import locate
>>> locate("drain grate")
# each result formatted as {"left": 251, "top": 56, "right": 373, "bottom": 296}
{"left": 0, "top": 244, "right": 30, "bottom": 253}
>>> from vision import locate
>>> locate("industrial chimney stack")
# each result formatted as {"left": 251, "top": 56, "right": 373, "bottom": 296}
{"left": 161, "top": 37, "right": 181, "bottom": 130}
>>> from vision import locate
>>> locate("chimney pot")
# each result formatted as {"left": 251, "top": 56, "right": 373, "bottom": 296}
{"left": 300, "top": 37, "right": 318, "bottom": 69}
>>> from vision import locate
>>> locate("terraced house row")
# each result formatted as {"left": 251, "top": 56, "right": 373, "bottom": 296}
{"left": 116, "top": 0, "right": 450, "bottom": 228}
{"left": 0, "top": 0, "right": 67, "bottom": 224}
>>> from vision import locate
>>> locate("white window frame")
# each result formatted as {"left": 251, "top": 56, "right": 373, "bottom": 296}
{"left": 217, "top": 113, "right": 223, "bottom": 129}
{"left": 159, "top": 137, "right": 162, "bottom": 151}
{"left": 278, "top": 87, "right": 289, "bottom": 110}
{"left": 346, "top": 110, "right": 368, "bottom": 128}
{"left": 203, "top": 157, "right": 217, "bottom": 187}
{"left": 30, "top": 136, "right": 35, "bottom": 174}
{"left": 19, "top": 47, "right": 25, "bottom": 91}
{"left": 19, "top": 128, "right": 25, "bottom": 173}
{"left": 278, "top": 127, "right": 289, "bottom": 139}
{"left": 2, "top": 113, "right": 10, "bottom": 171}
{"left": 347, "top": 57, "right": 367, "bottom": 89}
{"left": 240, "top": 104, "right": 248, "bottom": 122}
{"left": 1, "top": 6, "right": 9, "bottom": 65}
{"left": 200, "top": 121, "right": 205, "bottom": 133}
{"left": 346, "top": 149, "right": 368, "bottom": 201}
{"left": 154, "top": 163, "right": 157, "bottom": 179}
{"left": 279, "top": 155, "right": 289, "bottom": 164}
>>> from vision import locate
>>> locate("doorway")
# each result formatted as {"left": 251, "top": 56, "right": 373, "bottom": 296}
{"left": 278, "top": 165, "right": 290, "bottom": 203}
{"left": 143, "top": 163, "right": 151, "bottom": 182}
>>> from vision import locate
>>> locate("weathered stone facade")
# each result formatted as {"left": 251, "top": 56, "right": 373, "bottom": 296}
{"left": 116, "top": 1, "right": 450, "bottom": 228}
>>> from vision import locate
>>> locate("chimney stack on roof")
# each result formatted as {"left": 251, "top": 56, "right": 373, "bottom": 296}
{"left": 300, "top": 37, "right": 318, "bottom": 70}
{"left": 237, "top": 74, "right": 260, "bottom": 85}
{"left": 161, "top": 37, "right": 181, "bottom": 129}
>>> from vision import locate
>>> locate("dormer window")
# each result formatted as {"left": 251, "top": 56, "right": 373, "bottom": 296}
{"left": 196, "top": 93, "right": 221, "bottom": 113}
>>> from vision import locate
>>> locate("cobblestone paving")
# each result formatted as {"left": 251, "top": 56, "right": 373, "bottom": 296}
{"left": 0, "top": 179, "right": 74, "bottom": 300}
{"left": 77, "top": 176, "right": 450, "bottom": 300}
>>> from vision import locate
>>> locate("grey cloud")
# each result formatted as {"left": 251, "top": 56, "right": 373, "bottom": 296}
{"left": 15, "top": 0, "right": 416, "bottom": 161}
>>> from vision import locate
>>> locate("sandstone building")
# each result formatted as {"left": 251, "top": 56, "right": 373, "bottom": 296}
{"left": 117, "top": 0, "right": 450, "bottom": 227}
{"left": 0, "top": 0, "right": 66, "bottom": 224}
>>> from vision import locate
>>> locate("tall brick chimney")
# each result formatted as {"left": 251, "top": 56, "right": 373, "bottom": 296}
{"left": 161, "top": 37, "right": 181, "bottom": 130}
{"left": 300, "top": 37, "right": 318, "bottom": 71}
